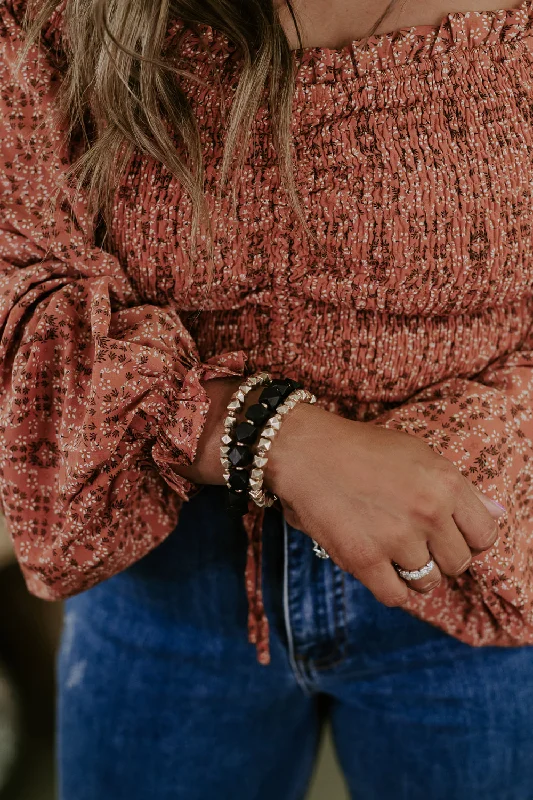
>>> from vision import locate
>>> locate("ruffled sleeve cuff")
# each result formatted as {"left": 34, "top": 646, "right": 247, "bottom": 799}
{"left": 151, "top": 349, "right": 249, "bottom": 500}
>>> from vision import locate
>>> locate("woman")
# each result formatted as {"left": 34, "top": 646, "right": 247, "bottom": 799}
{"left": 1, "top": 0, "right": 533, "bottom": 796}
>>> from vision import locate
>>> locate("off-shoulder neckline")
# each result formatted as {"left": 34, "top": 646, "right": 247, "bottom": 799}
{"left": 285, "top": 0, "right": 533, "bottom": 81}
{"left": 26, "top": 0, "right": 533, "bottom": 84}
{"left": 289, "top": 0, "right": 533, "bottom": 57}
{"left": 163, "top": 0, "right": 533, "bottom": 83}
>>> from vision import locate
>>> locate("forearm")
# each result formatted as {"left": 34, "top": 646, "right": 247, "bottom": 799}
{"left": 174, "top": 375, "right": 318, "bottom": 492}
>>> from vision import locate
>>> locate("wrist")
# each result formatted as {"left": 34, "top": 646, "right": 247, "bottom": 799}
{"left": 261, "top": 399, "right": 324, "bottom": 497}
{"left": 175, "top": 376, "right": 243, "bottom": 486}
{"left": 175, "top": 375, "right": 283, "bottom": 487}
{"left": 177, "top": 372, "right": 322, "bottom": 501}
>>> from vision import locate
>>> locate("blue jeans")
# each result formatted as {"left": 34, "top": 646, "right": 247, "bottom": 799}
{"left": 57, "top": 484, "right": 533, "bottom": 799}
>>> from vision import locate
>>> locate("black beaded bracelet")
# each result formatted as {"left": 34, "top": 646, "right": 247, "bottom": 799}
{"left": 223, "top": 377, "right": 303, "bottom": 517}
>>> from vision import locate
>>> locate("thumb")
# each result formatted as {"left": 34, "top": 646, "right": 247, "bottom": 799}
{"left": 469, "top": 482, "right": 507, "bottom": 517}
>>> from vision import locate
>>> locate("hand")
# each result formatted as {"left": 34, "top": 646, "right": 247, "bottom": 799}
{"left": 263, "top": 402, "right": 505, "bottom": 607}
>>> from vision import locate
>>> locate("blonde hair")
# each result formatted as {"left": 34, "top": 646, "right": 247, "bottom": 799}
{"left": 12, "top": 0, "right": 399, "bottom": 285}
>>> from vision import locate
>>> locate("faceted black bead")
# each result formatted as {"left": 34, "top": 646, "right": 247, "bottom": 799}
{"left": 245, "top": 402, "right": 272, "bottom": 427}
{"left": 258, "top": 385, "right": 284, "bottom": 411}
{"left": 268, "top": 381, "right": 292, "bottom": 401}
{"left": 227, "top": 443, "right": 253, "bottom": 468}
{"left": 228, "top": 469, "right": 249, "bottom": 492}
{"left": 234, "top": 421, "right": 259, "bottom": 446}
{"left": 225, "top": 490, "right": 249, "bottom": 516}
{"left": 287, "top": 378, "right": 304, "bottom": 390}
{"left": 270, "top": 378, "right": 302, "bottom": 400}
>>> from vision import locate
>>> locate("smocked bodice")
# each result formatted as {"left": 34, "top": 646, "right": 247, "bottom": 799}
{"left": 109, "top": 1, "right": 533, "bottom": 420}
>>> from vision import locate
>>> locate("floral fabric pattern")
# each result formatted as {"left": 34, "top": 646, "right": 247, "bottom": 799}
{"left": 2, "top": 0, "right": 533, "bottom": 664}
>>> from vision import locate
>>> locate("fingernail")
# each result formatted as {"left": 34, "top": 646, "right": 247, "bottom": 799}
{"left": 485, "top": 498, "right": 507, "bottom": 516}
{"left": 492, "top": 501, "right": 506, "bottom": 510}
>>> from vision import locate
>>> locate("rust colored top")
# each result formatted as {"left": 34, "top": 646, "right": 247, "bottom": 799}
{"left": 2, "top": 0, "right": 533, "bottom": 665}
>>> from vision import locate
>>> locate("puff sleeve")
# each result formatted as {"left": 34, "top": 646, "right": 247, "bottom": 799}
{"left": 0, "top": 0, "right": 248, "bottom": 600}
{"left": 368, "top": 313, "right": 533, "bottom": 647}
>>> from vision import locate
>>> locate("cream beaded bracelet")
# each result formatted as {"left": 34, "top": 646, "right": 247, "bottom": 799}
{"left": 219, "top": 371, "right": 272, "bottom": 481}
{"left": 248, "top": 388, "right": 317, "bottom": 508}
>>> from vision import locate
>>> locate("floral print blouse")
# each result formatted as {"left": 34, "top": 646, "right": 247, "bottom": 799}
{"left": 2, "top": 0, "right": 533, "bottom": 664}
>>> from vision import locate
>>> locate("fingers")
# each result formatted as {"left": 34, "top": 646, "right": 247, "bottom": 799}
{"left": 452, "top": 475, "right": 501, "bottom": 552}
{"left": 470, "top": 534, "right": 499, "bottom": 560}
{"left": 356, "top": 513, "right": 494, "bottom": 609}
{"left": 355, "top": 561, "right": 411, "bottom": 607}
{"left": 425, "top": 515, "right": 476, "bottom": 577}
{"left": 389, "top": 541, "right": 442, "bottom": 593}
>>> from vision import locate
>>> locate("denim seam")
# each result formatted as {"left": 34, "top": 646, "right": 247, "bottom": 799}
{"left": 334, "top": 564, "right": 347, "bottom": 648}
{"left": 296, "top": 579, "right": 342, "bottom": 676}
{"left": 282, "top": 515, "right": 313, "bottom": 695}
{"left": 307, "top": 568, "right": 349, "bottom": 672}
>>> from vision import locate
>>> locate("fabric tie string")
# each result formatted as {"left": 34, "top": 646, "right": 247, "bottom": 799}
{"left": 241, "top": 503, "right": 271, "bottom": 665}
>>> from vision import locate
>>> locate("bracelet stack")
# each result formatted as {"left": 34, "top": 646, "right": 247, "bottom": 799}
{"left": 220, "top": 373, "right": 317, "bottom": 517}
{"left": 220, "top": 372, "right": 272, "bottom": 517}
{"left": 248, "top": 387, "right": 317, "bottom": 508}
